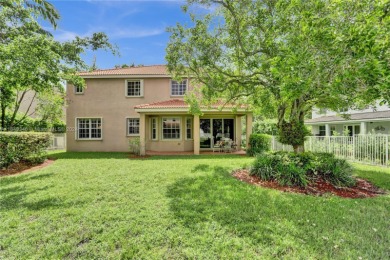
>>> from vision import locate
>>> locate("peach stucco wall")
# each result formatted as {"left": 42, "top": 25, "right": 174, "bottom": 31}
{"left": 66, "top": 77, "right": 189, "bottom": 152}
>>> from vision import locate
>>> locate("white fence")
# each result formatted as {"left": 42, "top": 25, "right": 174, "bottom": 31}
{"left": 48, "top": 133, "right": 66, "bottom": 150}
{"left": 271, "top": 135, "right": 390, "bottom": 166}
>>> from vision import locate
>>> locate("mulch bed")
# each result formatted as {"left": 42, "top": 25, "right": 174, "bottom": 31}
{"left": 232, "top": 169, "right": 386, "bottom": 198}
{"left": 0, "top": 159, "right": 56, "bottom": 177}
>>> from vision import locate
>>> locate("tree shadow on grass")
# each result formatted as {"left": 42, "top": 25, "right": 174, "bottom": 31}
{"left": 0, "top": 172, "right": 55, "bottom": 186}
{"left": 166, "top": 165, "right": 390, "bottom": 258}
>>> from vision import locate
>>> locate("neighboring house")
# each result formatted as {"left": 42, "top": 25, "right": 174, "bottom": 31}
{"left": 66, "top": 65, "right": 252, "bottom": 155}
{"left": 306, "top": 103, "right": 390, "bottom": 136}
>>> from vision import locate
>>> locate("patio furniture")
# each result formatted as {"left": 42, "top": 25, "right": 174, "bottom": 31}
{"left": 213, "top": 140, "right": 224, "bottom": 152}
{"left": 223, "top": 139, "right": 234, "bottom": 153}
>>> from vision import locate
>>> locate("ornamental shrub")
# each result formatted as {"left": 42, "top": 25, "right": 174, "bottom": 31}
{"left": 0, "top": 132, "right": 52, "bottom": 168}
{"left": 250, "top": 151, "right": 356, "bottom": 187}
{"left": 247, "top": 134, "right": 272, "bottom": 156}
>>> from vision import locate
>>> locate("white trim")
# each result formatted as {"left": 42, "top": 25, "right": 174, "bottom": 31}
{"left": 125, "top": 79, "right": 144, "bottom": 97}
{"left": 126, "top": 117, "right": 140, "bottom": 136}
{"left": 161, "top": 117, "right": 182, "bottom": 140}
{"left": 306, "top": 117, "right": 390, "bottom": 125}
{"left": 74, "top": 85, "right": 84, "bottom": 95}
{"left": 170, "top": 79, "right": 188, "bottom": 97}
{"left": 185, "top": 117, "right": 193, "bottom": 140}
{"left": 150, "top": 117, "right": 158, "bottom": 141}
{"left": 75, "top": 117, "right": 103, "bottom": 140}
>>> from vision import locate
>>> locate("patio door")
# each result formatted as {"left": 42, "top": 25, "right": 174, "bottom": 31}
{"left": 200, "top": 118, "right": 235, "bottom": 149}
{"left": 200, "top": 119, "right": 212, "bottom": 148}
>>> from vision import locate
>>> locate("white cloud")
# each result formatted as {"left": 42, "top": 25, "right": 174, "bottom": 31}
{"left": 109, "top": 27, "right": 165, "bottom": 39}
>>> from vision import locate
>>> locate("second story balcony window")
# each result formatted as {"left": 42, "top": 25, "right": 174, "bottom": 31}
{"left": 171, "top": 80, "right": 187, "bottom": 96}
{"left": 126, "top": 80, "right": 143, "bottom": 97}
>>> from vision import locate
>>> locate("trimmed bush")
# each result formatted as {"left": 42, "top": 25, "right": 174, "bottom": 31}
{"left": 247, "top": 134, "right": 272, "bottom": 156}
{"left": 250, "top": 151, "right": 356, "bottom": 187}
{"left": 0, "top": 132, "right": 52, "bottom": 168}
{"left": 129, "top": 137, "right": 141, "bottom": 156}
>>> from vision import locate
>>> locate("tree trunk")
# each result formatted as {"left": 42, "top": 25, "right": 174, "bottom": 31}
{"left": 293, "top": 144, "right": 305, "bottom": 153}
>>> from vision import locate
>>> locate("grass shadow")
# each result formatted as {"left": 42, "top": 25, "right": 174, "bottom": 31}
{"left": 48, "top": 152, "right": 130, "bottom": 160}
{"left": 167, "top": 166, "right": 390, "bottom": 258}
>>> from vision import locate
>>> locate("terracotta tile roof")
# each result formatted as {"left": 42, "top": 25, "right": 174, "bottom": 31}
{"left": 78, "top": 65, "right": 168, "bottom": 76}
{"left": 134, "top": 99, "right": 248, "bottom": 110}
{"left": 306, "top": 110, "right": 390, "bottom": 123}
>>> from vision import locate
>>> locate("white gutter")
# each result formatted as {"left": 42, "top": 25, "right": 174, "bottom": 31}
{"left": 305, "top": 117, "right": 390, "bottom": 125}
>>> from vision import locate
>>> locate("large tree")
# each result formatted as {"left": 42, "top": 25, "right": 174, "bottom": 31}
{"left": 166, "top": 0, "right": 390, "bottom": 152}
{"left": 0, "top": 0, "right": 117, "bottom": 130}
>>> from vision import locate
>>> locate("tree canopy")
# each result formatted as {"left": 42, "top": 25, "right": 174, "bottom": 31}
{"left": 0, "top": 0, "right": 118, "bottom": 130}
{"left": 166, "top": 0, "right": 390, "bottom": 152}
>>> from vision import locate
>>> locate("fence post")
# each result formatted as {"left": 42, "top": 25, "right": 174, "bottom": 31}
{"left": 386, "top": 135, "right": 389, "bottom": 166}
{"left": 352, "top": 135, "right": 355, "bottom": 161}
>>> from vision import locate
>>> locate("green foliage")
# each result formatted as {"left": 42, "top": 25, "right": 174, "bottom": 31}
{"left": 167, "top": 0, "right": 390, "bottom": 151}
{"left": 246, "top": 134, "right": 271, "bottom": 156}
{"left": 252, "top": 118, "right": 278, "bottom": 135}
{"left": 0, "top": 132, "right": 52, "bottom": 168}
{"left": 250, "top": 152, "right": 356, "bottom": 187}
{"left": 128, "top": 137, "right": 141, "bottom": 156}
{"left": 277, "top": 121, "right": 310, "bottom": 151}
{"left": 0, "top": 0, "right": 117, "bottom": 129}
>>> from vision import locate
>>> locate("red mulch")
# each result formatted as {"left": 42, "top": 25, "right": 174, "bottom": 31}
{"left": 0, "top": 159, "right": 56, "bottom": 177}
{"left": 232, "top": 169, "right": 386, "bottom": 198}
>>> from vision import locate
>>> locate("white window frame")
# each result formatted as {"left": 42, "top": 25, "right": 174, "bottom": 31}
{"left": 319, "top": 125, "right": 326, "bottom": 136}
{"left": 162, "top": 117, "right": 181, "bottom": 140}
{"left": 125, "top": 79, "right": 144, "bottom": 97}
{"left": 150, "top": 117, "right": 158, "bottom": 140}
{"left": 74, "top": 85, "right": 84, "bottom": 94}
{"left": 344, "top": 125, "right": 360, "bottom": 136}
{"left": 185, "top": 117, "right": 193, "bottom": 140}
{"left": 170, "top": 79, "right": 188, "bottom": 96}
{"left": 75, "top": 117, "right": 103, "bottom": 140}
{"left": 127, "top": 118, "right": 140, "bottom": 136}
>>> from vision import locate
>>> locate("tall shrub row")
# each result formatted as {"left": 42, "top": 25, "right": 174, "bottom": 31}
{"left": 0, "top": 132, "right": 52, "bottom": 168}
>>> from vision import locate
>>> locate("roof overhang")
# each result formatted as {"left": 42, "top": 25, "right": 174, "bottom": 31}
{"left": 305, "top": 117, "right": 390, "bottom": 125}
{"left": 135, "top": 107, "right": 250, "bottom": 114}
{"left": 80, "top": 75, "right": 171, "bottom": 79}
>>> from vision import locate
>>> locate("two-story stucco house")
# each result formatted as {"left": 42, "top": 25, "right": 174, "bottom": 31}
{"left": 66, "top": 65, "right": 253, "bottom": 155}
{"left": 306, "top": 103, "right": 390, "bottom": 136}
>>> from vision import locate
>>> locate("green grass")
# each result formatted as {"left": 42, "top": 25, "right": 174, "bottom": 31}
{"left": 0, "top": 153, "right": 389, "bottom": 259}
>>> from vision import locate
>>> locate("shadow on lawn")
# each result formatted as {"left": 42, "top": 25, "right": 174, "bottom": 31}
{"left": 48, "top": 152, "right": 130, "bottom": 160}
{"left": 0, "top": 172, "right": 86, "bottom": 211}
{"left": 166, "top": 164, "right": 390, "bottom": 258}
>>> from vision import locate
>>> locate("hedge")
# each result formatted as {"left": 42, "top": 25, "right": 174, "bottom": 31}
{"left": 250, "top": 151, "right": 356, "bottom": 187}
{"left": 0, "top": 132, "right": 52, "bottom": 168}
{"left": 246, "top": 134, "right": 272, "bottom": 156}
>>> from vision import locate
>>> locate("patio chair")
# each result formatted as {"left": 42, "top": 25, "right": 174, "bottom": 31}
{"left": 213, "top": 140, "right": 224, "bottom": 153}
{"left": 223, "top": 140, "right": 234, "bottom": 153}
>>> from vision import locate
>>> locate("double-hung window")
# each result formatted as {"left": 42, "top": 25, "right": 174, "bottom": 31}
{"left": 186, "top": 117, "right": 193, "bottom": 140}
{"left": 171, "top": 80, "right": 187, "bottom": 96}
{"left": 127, "top": 118, "right": 140, "bottom": 135}
{"left": 126, "top": 80, "right": 143, "bottom": 97}
{"left": 77, "top": 118, "right": 102, "bottom": 139}
{"left": 162, "top": 118, "right": 181, "bottom": 139}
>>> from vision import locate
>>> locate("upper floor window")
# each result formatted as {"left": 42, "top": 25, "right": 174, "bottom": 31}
{"left": 77, "top": 118, "right": 102, "bottom": 140}
{"left": 74, "top": 85, "right": 84, "bottom": 94}
{"left": 171, "top": 80, "right": 187, "bottom": 96}
{"left": 127, "top": 118, "right": 140, "bottom": 135}
{"left": 126, "top": 80, "right": 143, "bottom": 97}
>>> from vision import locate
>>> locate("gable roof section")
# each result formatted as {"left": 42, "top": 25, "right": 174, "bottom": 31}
{"left": 78, "top": 65, "right": 169, "bottom": 77}
{"left": 306, "top": 110, "right": 390, "bottom": 124}
{"left": 134, "top": 99, "right": 249, "bottom": 112}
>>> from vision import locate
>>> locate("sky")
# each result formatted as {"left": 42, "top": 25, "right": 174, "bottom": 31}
{"left": 46, "top": 0, "right": 205, "bottom": 69}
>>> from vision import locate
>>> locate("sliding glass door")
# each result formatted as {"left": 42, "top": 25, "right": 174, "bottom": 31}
{"left": 199, "top": 118, "right": 235, "bottom": 149}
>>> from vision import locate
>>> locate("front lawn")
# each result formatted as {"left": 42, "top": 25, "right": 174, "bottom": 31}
{"left": 0, "top": 153, "right": 389, "bottom": 259}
